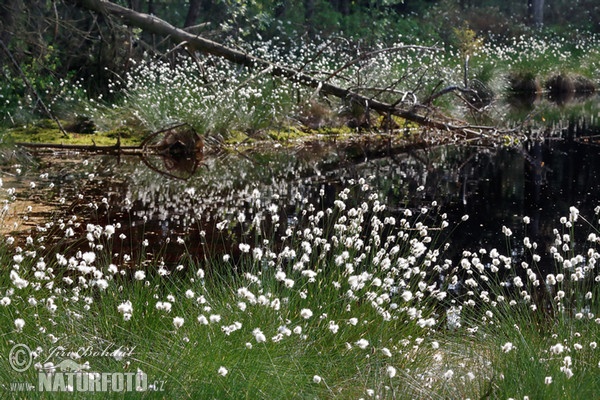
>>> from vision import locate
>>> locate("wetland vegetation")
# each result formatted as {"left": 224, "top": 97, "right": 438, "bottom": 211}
{"left": 1, "top": 1, "right": 600, "bottom": 398}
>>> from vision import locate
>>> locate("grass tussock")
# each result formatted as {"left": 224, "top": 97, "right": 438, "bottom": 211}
{"left": 0, "top": 170, "right": 599, "bottom": 399}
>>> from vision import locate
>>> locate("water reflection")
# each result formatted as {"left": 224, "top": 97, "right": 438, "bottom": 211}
{"left": 10, "top": 121, "right": 600, "bottom": 272}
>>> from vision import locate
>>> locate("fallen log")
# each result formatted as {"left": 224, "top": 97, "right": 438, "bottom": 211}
{"left": 71, "top": 0, "right": 512, "bottom": 136}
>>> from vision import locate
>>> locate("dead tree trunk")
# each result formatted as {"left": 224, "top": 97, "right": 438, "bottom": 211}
{"left": 72, "top": 0, "right": 508, "bottom": 136}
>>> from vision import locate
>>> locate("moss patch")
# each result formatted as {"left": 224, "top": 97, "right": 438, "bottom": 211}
{"left": 2, "top": 120, "right": 146, "bottom": 146}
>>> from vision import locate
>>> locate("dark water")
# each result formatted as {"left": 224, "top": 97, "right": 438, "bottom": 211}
{"left": 10, "top": 117, "right": 600, "bottom": 271}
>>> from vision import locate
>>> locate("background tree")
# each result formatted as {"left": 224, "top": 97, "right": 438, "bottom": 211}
{"left": 527, "top": 0, "right": 544, "bottom": 27}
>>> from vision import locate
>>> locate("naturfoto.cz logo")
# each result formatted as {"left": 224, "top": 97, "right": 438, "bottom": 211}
{"left": 8, "top": 343, "right": 165, "bottom": 393}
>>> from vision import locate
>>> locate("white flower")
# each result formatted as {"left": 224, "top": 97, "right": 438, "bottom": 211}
{"left": 10, "top": 269, "right": 29, "bottom": 289}
{"left": 218, "top": 366, "right": 228, "bottom": 377}
{"left": 252, "top": 328, "right": 266, "bottom": 343}
{"left": 173, "top": 317, "right": 184, "bottom": 329}
{"left": 134, "top": 270, "right": 146, "bottom": 281}
{"left": 545, "top": 376, "right": 553, "bottom": 385}
{"left": 82, "top": 252, "right": 96, "bottom": 264}
{"left": 328, "top": 321, "right": 339, "bottom": 334}
{"left": 104, "top": 225, "right": 115, "bottom": 238}
{"left": 355, "top": 338, "right": 369, "bottom": 349}
{"left": 300, "top": 308, "right": 313, "bottom": 319}
{"left": 95, "top": 279, "right": 108, "bottom": 290}
{"left": 386, "top": 366, "right": 397, "bottom": 378}
{"left": 197, "top": 315, "right": 208, "bottom": 325}
{"left": 312, "top": 375, "right": 322, "bottom": 384}
{"left": 550, "top": 343, "right": 564, "bottom": 354}
{"left": 569, "top": 206, "right": 579, "bottom": 222}
{"left": 14, "top": 318, "right": 25, "bottom": 332}
{"left": 443, "top": 369, "right": 454, "bottom": 380}
{"left": 237, "top": 212, "right": 246, "bottom": 223}
{"left": 561, "top": 366, "right": 573, "bottom": 379}
{"left": 401, "top": 291, "right": 413, "bottom": 302}
{"left": 501, "top": 342, "right": 514, "bottom": 353}
{"left": 117, "top": 300, "right": 133, "bottom": 319}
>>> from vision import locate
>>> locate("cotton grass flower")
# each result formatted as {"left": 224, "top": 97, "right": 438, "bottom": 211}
{"left": 117, "top": 300, "right": 133, "bottom": 320}
{"left": 501, "top": 342, "right": 514, "bottom": 353}
{"left": 134, "top": 270, "right": 146, "bottom": 281}
{"left": 300, "top": 308, "right": 313, "bottom": 319}
{"left": 218, "top": 366, "right": 228, "bottom": 377}
{"left": 252, "top": 328, "right": 266, "bottom": 343}
{"left": 386, "top": 366, "right": 397, "bottom": 378}
{"left": 550, "top": 343, "right": 565, "bottom": 354}
{"left": 173, "top": 317, "right": 184, "bottom": 329}
{"left": 14, "top": 318, "right": 25, "bottom": 332}
{"left": 156, "top": 301, "right": 172, "bottom": 312}
{"left": 328, "top": 321, "right": 339, "bottom": 334}
{"left": 312, "top": 375, "right": 322, "bottom": 384}
{"left": 443, "top": 369, "right": 454, "bottom": 380}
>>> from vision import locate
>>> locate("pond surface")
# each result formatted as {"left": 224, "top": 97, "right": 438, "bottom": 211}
{"left": 5, "top": 111, "right": 600, "bottom": 273}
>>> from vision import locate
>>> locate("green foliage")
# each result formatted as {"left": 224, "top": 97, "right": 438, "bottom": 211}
{"left": 452, "top": 25, "right": 484, "bottom": 58}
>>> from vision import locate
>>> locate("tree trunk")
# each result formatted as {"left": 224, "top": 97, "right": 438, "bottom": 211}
{"left": 304, "top": 0, "right": 315, "bottom": 36}
{"left": 184, "top": 0, "right": 202, "bottom": 28}
{"left": 527, "top": 0, "right": 544, "bottom": 27}
{"left": 71, "top": 0, "right": 505, "bottom": 135}
{"left": 0, "top": 2, "right": 21, "bottom": 46}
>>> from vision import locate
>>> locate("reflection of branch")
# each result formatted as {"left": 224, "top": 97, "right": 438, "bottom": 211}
{"left": 139, "top": 154, "right": 199, "bottom": 180}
